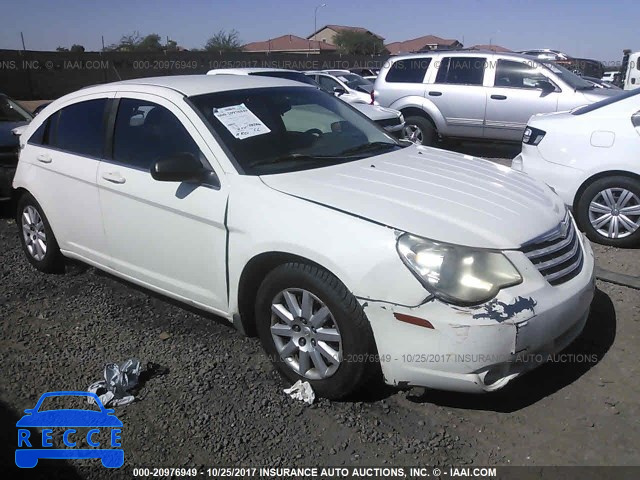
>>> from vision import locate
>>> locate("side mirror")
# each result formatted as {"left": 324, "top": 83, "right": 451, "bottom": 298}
{"left": 333, "top": 87, "right": 347, "bottom": 96}
{"left": 537, "top": 80, "right": 556, "bottom": 93}
{"left": 150, "top": 153, "right": 208, "bottom": 183}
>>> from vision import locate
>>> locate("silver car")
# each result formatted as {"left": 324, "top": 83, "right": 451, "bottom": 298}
{"left": 373, "top": 51, "right": 618, "bottom": 145}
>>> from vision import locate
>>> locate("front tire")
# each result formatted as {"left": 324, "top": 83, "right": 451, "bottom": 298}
{"left": 402, "top": 116, "right": 436, "bottom": 146}
{"left": 16, "top": 192, "right": 64, "bottom": 273}
{"left": 255, "top": 262, "right": 377, "bottom": 400}
{"left": 576, "top": 176, "right": 640, "bottom": 247}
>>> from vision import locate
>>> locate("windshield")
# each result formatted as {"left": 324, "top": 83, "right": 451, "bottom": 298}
{"left": 190, "top": 86, "right": 400, "bottom": 175}
{"left": 541, "top": 62, "right": 595, "bottom": 90}
{"left": 250, "top": 71, "right": 318, "bottom": 86}
{"left": 572, "top": 87, "right": 640, "bottom": 115}
{"left": 0, "top": 96, "right": 33, "bottom": 122}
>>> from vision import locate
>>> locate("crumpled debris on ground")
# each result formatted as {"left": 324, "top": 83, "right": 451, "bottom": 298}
{"left": 284, "top": 380, "right": 315, "bottom": 405}
{"left": 88, "top": 358, "right": 141, "bottom": 407}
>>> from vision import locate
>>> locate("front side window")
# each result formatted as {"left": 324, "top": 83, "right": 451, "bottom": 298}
{"left": 112, "top": 98, "right": 200, "bottom": 170}
{"left": 55, "top": 98, "right": 107, "bottom": 157}
{"left": 436, "top": 57, "right": 486, "bottom": 85}
{"left": 28, "top": 114, "right": 57, "bottom": 146}
{"left": 190, "top": 86, "right": 401, "bottom": 176}
{"left": 495, "top": 60, "right": 550, "bottom": 89}
{"left": 385, "top": 59, "right": 431, "bottom": 83}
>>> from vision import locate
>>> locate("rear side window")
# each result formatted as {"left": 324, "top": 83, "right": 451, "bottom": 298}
{"left": 55, "top": 99, "right": 107, "bottom": 157}
{"left": 385, "top": 59, "right": 431, "bottom": 83}
{"left": 317, "top": 75, "right": 341, "bottom": 92}
{"left": 112, "top": 98, "right": 200, "bottom": 170}
{"left": 436, "top": 57, "right": 486, "bottom": 85}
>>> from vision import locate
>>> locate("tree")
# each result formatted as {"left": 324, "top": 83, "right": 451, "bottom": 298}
{"left": 56, "top": 46, "right": 69, "bottom": 52}
{"left": 204, "top": 29, "right": 243, "bottom": 52}
{"left": 70, "top": 44, "right": 85, "bottom": 53}
{"left": 106, "top": 32, "right": 163, "bottom": 52}
{"left": 333, "top": 30, "right": 386, "bottom": 55}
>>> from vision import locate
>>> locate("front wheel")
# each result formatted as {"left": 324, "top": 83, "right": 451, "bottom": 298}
{"left": 402, "top": 116, "right": 436, "bottom": 146}
{"left": 255, "top": 262, "right": 377, "bottom": 400}
{"left": 576, "top": 176, "right": 640, "bottom": 247}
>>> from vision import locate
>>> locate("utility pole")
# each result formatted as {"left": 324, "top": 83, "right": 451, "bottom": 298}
{"left": 20, "top": 32, "right": 26, "bottom": 50}
{"left": 313, "top": 3, "right": 327, "bottom": 51}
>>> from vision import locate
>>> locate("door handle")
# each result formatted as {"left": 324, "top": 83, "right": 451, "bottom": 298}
{"left": 491, "top": 95, "right": 508, "bottom": 100}
{"left": 36, "top": 153, "right": 52, "bottom": 164}
{"left": 101, "top": 172, "right": 126, "bottom": 184}
{"left": 428, "top": 91, "right": 442, "bottom": 96}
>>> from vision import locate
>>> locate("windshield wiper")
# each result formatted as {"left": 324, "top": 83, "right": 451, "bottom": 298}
{"left": 338, "top": 141, "right": 399, "bottom": 156}
{"left": 249, "top": 153, "right": 337, "bottom": 168}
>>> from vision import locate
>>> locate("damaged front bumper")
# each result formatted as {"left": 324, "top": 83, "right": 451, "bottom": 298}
{"left": 362, "top": 234, "right": 596, "bottom": 393}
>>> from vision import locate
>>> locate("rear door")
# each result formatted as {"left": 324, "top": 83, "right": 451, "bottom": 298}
{"left": 96, "top": 93, "right": 229, "bottom": 311}
{"left": 429, "top": 56, "right": 488, "bottom": 138}
{"left": 484, "top": 58, "right": 559, "bottom": 141}
{"left": 22, "top": 94, "right": 113, "bottom": 264}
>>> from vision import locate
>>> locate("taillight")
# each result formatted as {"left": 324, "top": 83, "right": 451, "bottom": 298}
{"left": 632, "top": 112, "right": 640, "bottom": 127}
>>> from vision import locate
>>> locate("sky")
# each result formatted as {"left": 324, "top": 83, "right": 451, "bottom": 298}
{"left": 1, "top": 0, "right": 638, "bottom": 64}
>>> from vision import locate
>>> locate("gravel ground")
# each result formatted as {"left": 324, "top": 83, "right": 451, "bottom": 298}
{"left": 1, "top": 148, "right": 639, "bottom": 479}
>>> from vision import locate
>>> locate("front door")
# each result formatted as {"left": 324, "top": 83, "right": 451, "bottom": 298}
{"left": 97, "top": 93, "right": 229, "bottom": 312}
{"left": 484, "top": 59, "right": 559, "bottom": 141}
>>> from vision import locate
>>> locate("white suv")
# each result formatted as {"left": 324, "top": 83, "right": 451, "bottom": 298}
{"left": 13, "top": 75, "right": 595, "bottom": 398}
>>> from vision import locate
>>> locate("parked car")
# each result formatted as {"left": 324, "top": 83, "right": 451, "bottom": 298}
{"left": 207, "top": 68, "right": 404, "bottom": 137}
{"left": 513, "top": 87, "right": 640, "bottom": 247}
{"left": 373, "top": 51, "right": 618, "bottom": 145}
{"left": 32, "top": 101, "right": 52, "bottom": 116}
{"left": 517, "top": 49, "right": 571, "bottom": 61}
{"left": 305, "top": 71, "right": 372, "bottom": 104}
{"left": 350, "top": 68, "right": 379, "bottom": 81}
{"left": 0, "top": 93, "right": 32, "bottom": 200}
{"left": 13, "top": 75, "right": 595, "bottom": 398}
{"left": 619, "top": 50, "right": 640, "bottom": 90}
{"left": 581, "top": 76, "right": 621, "bottom": 90}
{"left": 602, "top": 71, "right": 620, "bottom": 83}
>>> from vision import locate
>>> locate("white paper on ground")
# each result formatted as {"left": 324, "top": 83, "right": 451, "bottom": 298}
{"left": 213, "top": 103, "right": 271, "bottom": 140}
{"left": 283, "top": 380, "right": 315, "bottom": 405}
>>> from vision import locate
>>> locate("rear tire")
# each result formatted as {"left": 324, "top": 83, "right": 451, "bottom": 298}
{"left": 402, "top": 116, "right": 436, "bottom": 146}
{"left": 576, "top": 176, "right": 640, "bottom": 247}
{"left": 16, "top": 192, "right": 64, "bottom": 273}
{"left": 255, "top": 262, "right": 377, "bottom": 400}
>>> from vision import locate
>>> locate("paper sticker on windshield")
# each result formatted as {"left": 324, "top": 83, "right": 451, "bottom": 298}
{"left": 213, "top": 104, "right": 271, "bottom": 140}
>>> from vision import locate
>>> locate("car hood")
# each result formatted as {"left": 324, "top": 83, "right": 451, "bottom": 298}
{"left": 352, "top": 104, "right": 401, "bottom": 121}
{"left": 581, "top": 88, "right": 620, "bottom": 102}
{"left": 260, "top": 146, "right": 565, "bottom": 249}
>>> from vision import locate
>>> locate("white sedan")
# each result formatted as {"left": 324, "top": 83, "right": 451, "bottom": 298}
{"left": 513, "top": 88, "right": 640, "bottom": 247}
{"left": 13, "top": 75, "right": 594, "bottom": 398}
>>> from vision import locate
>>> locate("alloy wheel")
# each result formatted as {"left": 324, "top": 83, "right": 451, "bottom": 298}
{"left": 270, "top": 288, "right": 342, "bottom": 380}
{"left": 21, "top": 205, "right": 47, "bottom": 261}
{"left": 588, "top": 187, "right": 640, "bottom": 239}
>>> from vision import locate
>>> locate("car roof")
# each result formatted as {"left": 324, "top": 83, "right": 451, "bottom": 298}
{"left": 386, "top": 50, "right": 536, "bottom": 62}
{"left": 83, "top": 74, "right": 313, "bottom": 97}
{"left": 206, "top": 67, "right": 301, "bottom": 75}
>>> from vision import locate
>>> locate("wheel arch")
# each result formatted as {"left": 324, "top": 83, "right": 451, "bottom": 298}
{"left": 573, "top": 170, "right": 640, "bottom": 212}
{"left": 236, "top": 251, "right": 339, "bottom": 337}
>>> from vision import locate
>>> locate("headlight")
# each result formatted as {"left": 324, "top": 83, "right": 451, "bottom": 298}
{"left": 522, "top": 126, "right": 546, "bottom": 145}
{"left": 396, "top": 234, "right": 522, "bottom": 305}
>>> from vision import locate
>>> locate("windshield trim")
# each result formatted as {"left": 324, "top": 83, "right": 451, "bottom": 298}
{"left": 1, "top": 95, "right": 33, "bottom": 122}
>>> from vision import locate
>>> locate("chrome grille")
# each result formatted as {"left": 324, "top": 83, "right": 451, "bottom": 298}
{"left": 521, "top": 213, "right": 583, "bottom": 286}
